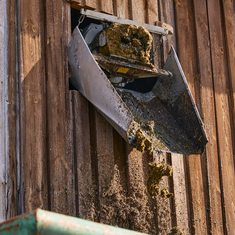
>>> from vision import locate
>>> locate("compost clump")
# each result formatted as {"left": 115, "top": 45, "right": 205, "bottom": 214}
{"left": 99, "top": 23, "right": 153, "bottom": 63}
{"left": 147, "top": 160, "right": 173, "bottom": 198}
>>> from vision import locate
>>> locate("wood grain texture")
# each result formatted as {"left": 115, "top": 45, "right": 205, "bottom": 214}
{"left": 45, "top": 0, "right": 76, "bottom": 215}
{"left": 100, "top": 0, "right": 113, "bottom": 14}
{"left": 69, "top": 0, "right": 97, "bottom": 10}
{"left": 0, "top": 0, "right": 7, "bottom": 222}
{"left": 113, "top": 0, "right": 129, "bottom": 19}
{"left": 6, "top": 0, "right": 18, "bottom": 219}
{"left": 113, "top": 130, "right": 129, "bottom": 229}
{"left": 20, "top": 0, "right": 48, "bottom": 213}
{"left": 152, "top": 152, "right": 172, "bottom": 234}
{"left": 207, "top": 0, "right": 235, "bottom": 233}
{"left": 193, "top": 0, "right": 224, "bottom": 233}
{"left": 95, "top": 111, "right": 116, "bottom": 224}
{"left": 72, "top": 92, "right": 96, "bottom": 220}
{"left": 185, "top": 155, "right": 207, "bottom": 234}
{"left": 221, "top": 0, "right": 235, "bottom": 156}
{"left": 147, "top": 0, "right": 158, "bottom": 25}
{"left": 174, "top": 0, "right": 208, "bottom": 233}
{"left": 158, "top": 0, "right": 175, "bottom": 57}
{"left": 129, "top": 0, "right": 145, "bottom": 22}
{"left": 171, "top": 154, "right": 190, "bottom": 234}
{"left": 126, "top": 146, "right": 157, "bottom": 234}
{"left": 147, "top": 0, "right": 160, "bottom": 67}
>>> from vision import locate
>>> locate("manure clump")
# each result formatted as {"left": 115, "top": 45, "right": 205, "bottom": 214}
{"left": 99, "top": 23, "right": 153, "bottom": 63}
{"left": 147, "top": 160, "right": 173, "bottom": 198}
{"left": 136, "top": 129, "right": 153, "bottom": 154}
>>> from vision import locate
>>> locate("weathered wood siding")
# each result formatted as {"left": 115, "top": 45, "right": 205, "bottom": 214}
{"left": 5, "top": 0, "right": 235, "bottom": 234}
{"left": 0, "top": 0, "right": 7, "bottom": 223}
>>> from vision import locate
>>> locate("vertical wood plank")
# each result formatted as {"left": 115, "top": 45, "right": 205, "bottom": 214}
{"left": 207, "top": 0, "right": 235, "bottom": 233}
{"left": 152, "top": 152, "right": 172, "bottom": 234}
{"left": 84, "top": 0, "right": 98, "bottom": 10}
{"left": 158, "top": 0, "right": 175, "bottom": 57}
{"left": 92, "top": 107, "right": 130, "bottom": 228}
{"left": 72, "top": 92, "right": 97, "bottom": 220}
{"left": 113, "top": 130, "right": 129, "bottom": 229}
{"left": 6, "top": 0, "right": 18, "bottom": 219}
{"left": 90, "top": 100, "right": 130, "bottom": 228}
{"left": 45, "top": 0, "right": 76, "bottom": 215}
{"left": 147, "top": 0, "right": 158, "bottom": 25}
{"left": 126, "top": 146, "right": 157, "bottom": 234}
{"left": 129, "top": 0, "right": 145, "bottom": 22}
{"left": 193, "top": 0, "right": 224, "bottom": 233}
{"left": 171, "top": 154, "right": 190, "bottom": 234}
{"left": 69, "top": 0, "right": 98, "bottom": 10}
{"left": 95, "top": 111, "right": 116, "bottom": 224}
{"left": 113, "top": 0, "right": 129, "bottom": 19}
{"left": 185, "top": 155, "right": 208, "bottom": 234}
{"left": 147, "top": 0, "right": 161, "bottom": 68}
{"left": 100, "top": 0, "right": 113, "bottom": 14}
{"left": 174, "top": 0, "right": 208, "bottom": 233}
{"left": 221, "top": 0, "right": 235, "bottom": 156}
{"left": 0, "top": 0, "right": 7, "bottom": 222}
{"left": 20, "top": 0, "right": 48, "bottom": 213}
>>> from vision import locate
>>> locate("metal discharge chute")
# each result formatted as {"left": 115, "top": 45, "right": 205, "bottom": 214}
{"left": 68, "top": 11, "right": 208, "bottom": 155}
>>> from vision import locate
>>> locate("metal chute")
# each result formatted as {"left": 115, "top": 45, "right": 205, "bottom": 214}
{"left": 68, "top": 26, "right": 208, "bottom": 154}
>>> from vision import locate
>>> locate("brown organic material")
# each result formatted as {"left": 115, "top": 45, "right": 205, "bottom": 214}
{"left": 120, "top": 90, "right": 171, "bottom": 154}
{"left": 99, "top": 23, "right": 153, "bottom": 63}
{"left": 169, "top": 227, "right": 184, "bottom": 235}
{"left": 99, "top": 164, "right": 157, "bottom": 233}
{"left": 147, "top": 161, "right": 173, "bottom": 198}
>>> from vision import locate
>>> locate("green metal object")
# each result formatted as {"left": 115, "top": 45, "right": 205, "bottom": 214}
{"left": 0, "top": 209, "right": 148, "bottom": 235}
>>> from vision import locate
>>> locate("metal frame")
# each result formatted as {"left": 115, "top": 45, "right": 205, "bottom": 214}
{"left": 80, "top": 9, "right": 169, "bottom": 35}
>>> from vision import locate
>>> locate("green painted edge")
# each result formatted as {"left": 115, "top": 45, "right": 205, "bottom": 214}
{"left": 37, "top": 209, "right": 147, "bottom": 235}
{"left": 0, "top": 211, "right": 36, "bottom": 235}
{"left": 0, "top": 209, "right": 149, "bottom": 235}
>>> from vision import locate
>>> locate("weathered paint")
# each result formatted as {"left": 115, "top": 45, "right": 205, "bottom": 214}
{"left": 0, "top": 0, "right": 7, "bottom": 222}
{"left": 0, "top": 209, "right": 148, "bottom": 235}
{"left": 0, "top": 212, "right": 36, "bottom": 235}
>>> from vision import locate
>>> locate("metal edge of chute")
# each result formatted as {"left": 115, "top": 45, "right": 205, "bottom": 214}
{"left": 68, "top": 26, "right": 134, "bottom": 140}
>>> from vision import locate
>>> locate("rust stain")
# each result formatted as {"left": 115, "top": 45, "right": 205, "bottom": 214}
{"left": 14, "top": 224, "right": 19, "bottom": 232}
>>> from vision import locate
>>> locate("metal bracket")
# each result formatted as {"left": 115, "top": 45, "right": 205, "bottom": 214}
{"left": 80, "top": 8, "right": 169, "bottom": 35}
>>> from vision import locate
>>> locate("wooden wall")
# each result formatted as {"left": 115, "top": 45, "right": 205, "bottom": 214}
{"left": 5, "top": 0, "right": 235, "bottom": 234}
{"left": 0, "top": 0, "right": 7, "bottom": 223}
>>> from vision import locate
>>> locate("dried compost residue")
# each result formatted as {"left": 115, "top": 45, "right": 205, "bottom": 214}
{"left": 147, "top": 160, "right": 173, "bottom": 198}
{"left": 100, "top": 163, "right": 158, "bottom": 234}
{"left": 169, "top": 227, "right": 184, "bottom": 235}
{"left": 99, "top": 23, "right": 153, "bottom": 63}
